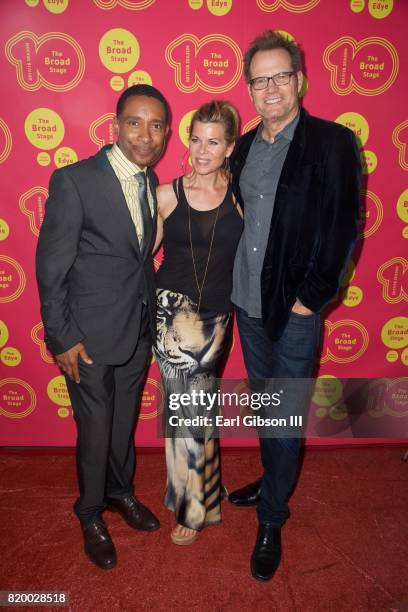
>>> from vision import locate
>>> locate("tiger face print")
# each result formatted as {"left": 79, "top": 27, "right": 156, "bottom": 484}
{"left": 155, "top": 289, "right": 229, "bottom": 379}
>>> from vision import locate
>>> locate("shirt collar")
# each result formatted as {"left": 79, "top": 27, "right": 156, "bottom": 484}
{"left": 108, "top": 143, "right": 146, "bottom": 178}
{"left": 255, "top": 111, "right": 300, "bottom": 144}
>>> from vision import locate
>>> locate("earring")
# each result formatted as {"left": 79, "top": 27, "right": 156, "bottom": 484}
{"left": 181, "top": 148, "right": 189, "bottom": 175}
{"left": 223, "top": 156, "right": 231, "bottom": 179}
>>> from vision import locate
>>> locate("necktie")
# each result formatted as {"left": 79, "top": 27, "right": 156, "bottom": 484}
{"left": 135, "top": 171, "right": 153, "bottom": 254}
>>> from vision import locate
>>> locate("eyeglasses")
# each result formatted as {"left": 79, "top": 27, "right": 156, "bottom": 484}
{"left": 249, "top": 72, "right": 296, "bottom": 90}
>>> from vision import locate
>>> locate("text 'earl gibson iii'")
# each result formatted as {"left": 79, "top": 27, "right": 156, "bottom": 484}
{"left": 168, "top": 414, "right": 304, "bottom": 428}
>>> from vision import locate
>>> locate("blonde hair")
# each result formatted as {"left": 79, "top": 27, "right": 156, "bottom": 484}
{"left": 189, "top": 100, "right": 239, "bottom": 145}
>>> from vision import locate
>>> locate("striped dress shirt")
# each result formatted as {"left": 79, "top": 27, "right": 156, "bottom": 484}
{"left": 106, "top": 143, "right": 153, "bottom": 245}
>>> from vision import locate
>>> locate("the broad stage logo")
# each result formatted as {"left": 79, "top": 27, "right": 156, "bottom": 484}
{"left": 19, "top": 187, "right": 48, "bottom": 236}
{"left": 321, "top": 320, "right": 369, "bottom": 364}
{"left": 0, "top": 379, "right": 36, "bottom": 419}
{"left": 256, "top": 0, "right": 320, "bottom": 11}
{"left": 94, "top": 0, "right": 156, "bottom": 9}
{"left": 89, "top": 114, "right": 115, "bottom": 149}
{"left": 323, "top": 36, "right": 398, "bottom": 95}
{"left": 358, "top": 189, "right": 383, "bottom": 238}
{"left": 166, "top": 34, "right": 242, "bottom": 93}
{"left": 0, "top": 119, "right": 12, "bottom": 165}
{"left": 5, "top": 31, "right": 85, "bottom": 92}
{"left": 377, "top": 258, "right": 408, "bottom": 304}
{"left": 392, "top": 120, "right": 408, "bottom": 171}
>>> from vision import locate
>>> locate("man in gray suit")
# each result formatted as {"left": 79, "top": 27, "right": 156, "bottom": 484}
{"left": 36, "top": 85, "right": 169, "bottom": 569}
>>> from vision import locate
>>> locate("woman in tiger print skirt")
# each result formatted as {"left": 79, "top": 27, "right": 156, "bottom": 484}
{"left": 153, "top": 101, "right": 243, "bottom": 545}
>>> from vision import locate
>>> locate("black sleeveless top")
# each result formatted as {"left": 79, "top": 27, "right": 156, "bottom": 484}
{"left": 156, "top": 177, "right": 243, "bottom": 313}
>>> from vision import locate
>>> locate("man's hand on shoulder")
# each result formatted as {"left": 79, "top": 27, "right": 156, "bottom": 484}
{"left": 291, "top": 300, "right": 314, "bottom": 316}
{"left": 55, "top": 342, "right": 93, "bottom": 384}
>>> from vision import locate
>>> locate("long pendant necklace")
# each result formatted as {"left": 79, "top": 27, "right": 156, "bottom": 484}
{"left": 186, "top": 179, "right": 221, "bottom": 316}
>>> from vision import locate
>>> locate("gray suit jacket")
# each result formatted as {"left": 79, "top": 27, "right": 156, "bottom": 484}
{"left": 36, "top": 145, "right": 157, "bottom": 364}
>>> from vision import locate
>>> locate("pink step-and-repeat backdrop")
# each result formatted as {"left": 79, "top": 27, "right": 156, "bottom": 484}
{"left": 0, "top": 0, "right": 407, "bottom": 446}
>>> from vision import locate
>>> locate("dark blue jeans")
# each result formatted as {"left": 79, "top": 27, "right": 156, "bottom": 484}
{"left": 235, "top": 306, "right": 320, "bottom": 526}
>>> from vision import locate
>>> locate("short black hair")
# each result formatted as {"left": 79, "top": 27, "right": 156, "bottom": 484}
{"left": 116, "top": 84, "right": 170, "bottom": 124}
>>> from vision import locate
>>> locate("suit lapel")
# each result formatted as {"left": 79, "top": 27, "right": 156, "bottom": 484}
{"left": 276, "top": 108, "right": 306, "bottom": 192}
{"left": 94, "top": 146, "right": 142, "bottom": 258}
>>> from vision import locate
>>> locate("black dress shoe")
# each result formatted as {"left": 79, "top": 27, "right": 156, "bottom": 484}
{"left": 228, "top": 478, "right": 262, "bottom": 506}
{"left": 250, "top": 522, "right": 281, "bottom": 582}
{"left": 82, "top": 519, "right": 117, "bottom": 570}
{"left": 105, "top": 495, "right": 160, "bottom": 531}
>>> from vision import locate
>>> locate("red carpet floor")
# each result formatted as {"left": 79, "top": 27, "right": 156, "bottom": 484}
{"left": 0, "top": 446, "right": 407, "bottom": 611}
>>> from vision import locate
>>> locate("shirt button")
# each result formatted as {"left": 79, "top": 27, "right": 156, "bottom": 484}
{"left": 253, "top": 247, "right": 257, "bottom": 252}
{"left": 259, "top": 194, "right": 264, "bottom": 199}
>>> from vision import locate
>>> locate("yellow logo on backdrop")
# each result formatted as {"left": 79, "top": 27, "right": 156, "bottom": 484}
{"left": 207, "top": 0, "right": 233, "bottom": 16}
{"left": 24, "top": 108, "right": 64, "bottom": 151}
{"left": 0, "top": 321, "right": 9, "bottom": 347}
{"left": 110, "top": 76, "right": 124, "bottom": 92}
{"left": 128, "top": 70, "right": 152, "bottom": 87}
{"left": 377, "top": 258, "right": 408, "bottom": 304}
{"left": 140, "top": 378, "right": 163, "bottom": 420}
{"left": 0, "top": 220, "right": 10, "bottom": 241}
{"left": 5, "top": 31, "right": 85, "bottom": 92}
{"left": 1, "top": 347, "right": 22, "bottom": 367}
{"left": 42, "top": 0, "right": 69, "bottom": 13}
{"left": 189, "top": 0, "right": 203, "bottom": 8}
{"left": 99, "top": 29, "right": 140, "bottom": 74}
{"left": 0, "top": 256, "right": 26, "bottom": 303}
{"left": 392, "top": 120, "right": 408, "bottom": 171}
{"left": 31, "top": 322, "right": 55, "bottom": 364}
{"left": 360, "top": 150, "right": 377, "bottom": 175}
{"left": 256, "top": 0, "right": 320, "bottom": 11}
{"left": 350, "top": 0, "right": 364, "bottom": 12}
{"left": 0, "top": 378, "right": 36, "bottom": 419}
{"left": 321, "top": 319, "right": 369, "bottom": 364}
{"left": 342, "top": 286, "right": 363, "bottom": 308}
{"left": 358, "top": 189, "right": 383, "bottom": 239}
{"left": 335, "top": 112, "right": 369, "bottom": 148}
{"left": 37, "top": 152, "right": 51, "bottom": 166}
{"left": 94, "top": 0, "right": 156, "bottom": 9}
{"left": 368, "top": 0, "right": 393, "bottom": 18}
{"left": 323, "top": 36, "right": 398, "bottom": 96}
{"left": 89, "top": 113, "right": 116, "bottom": 148}
{"left": 397, "top": 190, "right": 408, "bottom": 224}
{"left": 0, "top": 119, "right": 12, "bottom": 164}
{"left": 381, "top": 317, "right": 408, "bottom": 350}
{"left": 166, "top": 34, "right": 242, "bottom": 93}
{"left": 350, "top": 0, "right": 393, "bottom": 18}
{"left": 54, "top": 146, "right": 78, "bottom": 168}
{"left": 312, "top": 375, "right": 343, "bottom": 409}
{"left": 397, "top": 189, "right": 408, "bottom": 239}
{"left": 179, "top": 110, "right": 197, "bottom": 148}
{"left": 19, "top": 187, "right": 48, "bottom": 236}
{"left": 47, "top": 375, "right": 71, "bottom": 406}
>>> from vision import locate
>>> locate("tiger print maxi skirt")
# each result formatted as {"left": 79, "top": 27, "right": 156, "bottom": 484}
{"left": 154, "top": 288, "right": 231, "bottom": 531}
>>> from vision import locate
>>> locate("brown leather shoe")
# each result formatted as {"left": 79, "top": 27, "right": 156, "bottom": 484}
{"left": 106, "top": 495, "right": 160, "bottom": 531}
{"left": 82, "top": 519, "right": 117, "bottom": 570}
